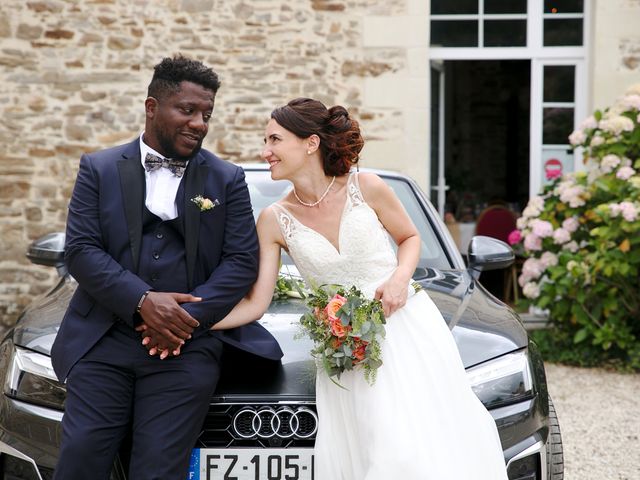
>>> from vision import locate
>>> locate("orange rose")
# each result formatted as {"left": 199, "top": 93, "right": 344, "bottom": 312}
{"left": 325, "top": 294, "right": 347, "bottom": 321}
{"left": 330, "top": 337, "right": 343, "bottom": 350}
{"left": 329, "top": 318, "right": 348, "bottom": 338}
{"left": 353, "top": 344, "right": 367, "bottom": 363}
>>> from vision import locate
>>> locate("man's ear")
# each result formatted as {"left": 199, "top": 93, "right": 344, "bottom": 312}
{"left": 145, "top": 97, "right": 158, "bottom": 119}
{"left": 307, "top": 134, "right": 320, "bottom": 153}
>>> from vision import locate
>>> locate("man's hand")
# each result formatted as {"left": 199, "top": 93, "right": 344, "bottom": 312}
{"left": 135, "top": 292, "right": 201, "bottom": 357}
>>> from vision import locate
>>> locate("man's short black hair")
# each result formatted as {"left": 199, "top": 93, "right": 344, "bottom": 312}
{"left": 147, "top": 54, "right": 221, "bottom": 100}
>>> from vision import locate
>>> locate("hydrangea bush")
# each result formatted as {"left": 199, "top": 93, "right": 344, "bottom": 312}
{"left": 512, "top": 84, "right": 640, "bottom": 369}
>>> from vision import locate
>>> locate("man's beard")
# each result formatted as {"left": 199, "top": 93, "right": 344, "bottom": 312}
{"left": 158, "top": 133, "right": 203, "bottom": 161}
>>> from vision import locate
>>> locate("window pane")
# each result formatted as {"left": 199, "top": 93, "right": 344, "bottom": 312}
{"left": 543, "top": 107, "right": 574, "bottom": 144}
{"left": 431, "top": 0, "right": 478, "bottom": 15}
{"left": 484, "top": 20, "right": 526, "bottom": 47}
{"left": 544, "top": 18, "right": 583, "bottom": 46}
{"left": 544, "top": 0, "right": 584, "bottom": 14}
{"left": 543, "top": 66, "right": 575, "bottom": 102}
{"left": 431, "top": 21, "right": 478, "bottom": 47}
{"left": 485, "top": 0, "right": 526, "bottom": 14}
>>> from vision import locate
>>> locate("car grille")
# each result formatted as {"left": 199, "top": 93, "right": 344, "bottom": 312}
{"left": 195, "top": 403, "right": 318, "bottom": 449}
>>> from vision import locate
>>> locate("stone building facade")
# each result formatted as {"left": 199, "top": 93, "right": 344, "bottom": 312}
{"left": 0, "top": 0, "right": 429, "bottom": 325}
{"left": 0, "top": 0, "right": 639, "bottom": 325}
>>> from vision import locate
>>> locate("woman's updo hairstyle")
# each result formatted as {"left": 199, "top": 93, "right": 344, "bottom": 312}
{"left": 270, "top": 98, "right": 364, "bottom": 176}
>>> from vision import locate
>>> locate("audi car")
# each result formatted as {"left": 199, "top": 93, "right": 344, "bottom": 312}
{"left": 0, "top": 166, "right": 563, "bottom": 480}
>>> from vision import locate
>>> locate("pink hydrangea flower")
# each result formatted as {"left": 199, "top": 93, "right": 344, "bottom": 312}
{"left": 553, "top": 228, "right": 571, "bottom": 244}
{"left": 579, "top": 115, "right": 598, "bottom": 130}
{"left": 599, "top": 116, "right": 634, "bottom": 135}
{"left": 616, "top": 166, "right": 636, "bottom": 180}
{"left": 540, "top": 252, "right": 558, "bottom": 268}
{"left": 620, "top": 94, "right": 640, "bottom": 111}
{"left": 619, "top": 201, "right": 638, "bottom": 222}
{"left": 530, "top": 219, "right": 554, "bottom": 238}
{"left": 522, "top": 282, "right": 540, "bottom": 299}
{"left": 568, "top": 129, "right": 586, "bottom": 146}
{"left": 522, "top": 258, "right": 544, "bottom": 280}
{"left": 563, "top": 241, "right": 579, "bottom": 253}
{"left": 524, "top": 233, "right": 542, "bottom": 251}
{"left": 562, "top": 217, "right": 579, "bottom": 233}
{"left": 601, "top": 154, "right": 621, "bottom": 173}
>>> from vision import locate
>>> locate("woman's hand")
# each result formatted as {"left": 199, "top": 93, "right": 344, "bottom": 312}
{"left": 374, "top": 274, "right": 409, "bottom": 318}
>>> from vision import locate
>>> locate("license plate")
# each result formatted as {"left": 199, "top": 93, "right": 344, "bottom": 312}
{"left": 187, "top": 448, "right": 315, "bottom": 480}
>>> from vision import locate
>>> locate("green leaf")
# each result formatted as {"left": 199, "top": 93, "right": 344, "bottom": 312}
{"left": 574, "top": 328, "right": 589, "bottom": 344}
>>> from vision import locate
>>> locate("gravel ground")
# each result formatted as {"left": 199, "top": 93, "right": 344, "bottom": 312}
{"left": 545, "top": 363, "right": 640, "bottom": 480}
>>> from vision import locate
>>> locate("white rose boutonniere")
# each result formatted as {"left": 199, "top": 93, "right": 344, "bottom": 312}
{"left": 191, "top": 195, "right": 220, "bottom": 212}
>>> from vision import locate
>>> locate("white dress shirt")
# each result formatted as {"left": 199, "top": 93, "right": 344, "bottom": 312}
{"left": 139, "top": 134, "right": 188, "bottom": 221}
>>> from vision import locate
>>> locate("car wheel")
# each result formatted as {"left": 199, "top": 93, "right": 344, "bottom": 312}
{"left": 546, "top": 397, "right": 564, "bottom": 479}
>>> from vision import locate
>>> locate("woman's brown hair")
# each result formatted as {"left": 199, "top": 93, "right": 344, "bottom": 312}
{"left": 270, "top": 98, "right": 364, "bottom": 176}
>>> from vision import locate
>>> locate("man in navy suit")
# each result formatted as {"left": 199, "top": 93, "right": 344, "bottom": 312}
{"left": 51, "top": 55, "right": 282, "bottom": 479}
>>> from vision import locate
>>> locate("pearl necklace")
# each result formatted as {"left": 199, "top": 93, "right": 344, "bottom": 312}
{"left": 293, "top": 176, "right": 336, "bottom": 207}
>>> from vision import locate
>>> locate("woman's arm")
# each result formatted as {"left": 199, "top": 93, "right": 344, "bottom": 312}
{"left": 358, "top": 173, "right": 421, "bottom": 317}
{"left": 211, "top": 205, "right": 284, "bottom": 330}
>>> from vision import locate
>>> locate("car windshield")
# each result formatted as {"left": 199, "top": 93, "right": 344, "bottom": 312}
{"left": 244, "top": 169, "right": 452, "bottom": 272}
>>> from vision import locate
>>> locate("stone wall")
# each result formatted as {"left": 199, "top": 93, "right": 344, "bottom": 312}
{"left": 591, "top": 0, "right": 640, "bottom": 110}
{"left": 0, "top": 0, "right": 412, "bottom": 325}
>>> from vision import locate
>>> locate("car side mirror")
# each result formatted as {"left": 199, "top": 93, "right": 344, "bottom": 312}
{"left": 467, "top": 235, "right": 514, "bottom": 275}
{"left": 26, "top": 232, "right": 66, "bottom": 275}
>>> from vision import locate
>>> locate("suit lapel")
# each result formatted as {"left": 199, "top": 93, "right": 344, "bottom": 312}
{"left": 117, "top": 143, "right": 144, "bottom": 272}
{"left": 183, "top": 156, "right": 208, "bottom": 290}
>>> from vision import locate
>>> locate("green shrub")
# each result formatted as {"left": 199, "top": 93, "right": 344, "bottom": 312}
{"left": 512, "top": 84, "right": 640, "bottom": 370}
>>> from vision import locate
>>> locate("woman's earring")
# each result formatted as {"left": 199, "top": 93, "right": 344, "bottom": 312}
{"left": 307, "top": 150, "right": 311, "bottom": 155}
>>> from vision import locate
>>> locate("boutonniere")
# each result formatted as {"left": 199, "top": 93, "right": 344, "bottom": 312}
{"left": 191, "top": 195, "right": 220, "bottom": 212}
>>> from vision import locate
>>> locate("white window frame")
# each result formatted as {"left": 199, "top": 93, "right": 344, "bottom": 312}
{"left": 428, "top": 0, "right": 591, "bottom": 200}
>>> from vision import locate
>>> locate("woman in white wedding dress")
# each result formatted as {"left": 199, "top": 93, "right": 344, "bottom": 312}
{"left": 211, "top": 98, "right": 508, "bottom": 479}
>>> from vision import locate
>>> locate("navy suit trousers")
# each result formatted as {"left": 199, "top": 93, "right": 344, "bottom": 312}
{"left": 53, "top": 323, "right": 222, "bottom": 480}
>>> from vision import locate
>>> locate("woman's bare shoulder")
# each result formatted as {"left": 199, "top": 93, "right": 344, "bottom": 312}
{"left": 257, "top": 204, "right": 287, "bottom": 246}
{"left": 355, "top": 172, "right": 393, "bottom": 204}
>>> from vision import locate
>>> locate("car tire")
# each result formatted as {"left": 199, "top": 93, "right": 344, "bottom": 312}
{"left": 546, "top": 396, "right": 564, "bottom": 480}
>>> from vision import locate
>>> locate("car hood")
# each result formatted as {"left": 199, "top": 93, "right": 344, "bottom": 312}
{"left": 10, "top": 269, "right": 527, "bottom": 397}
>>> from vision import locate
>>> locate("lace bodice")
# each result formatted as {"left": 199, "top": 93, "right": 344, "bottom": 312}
{"left": 273, "top": 173, "right": 398, "bottom": 297}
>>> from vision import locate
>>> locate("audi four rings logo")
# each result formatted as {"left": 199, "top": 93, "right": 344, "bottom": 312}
{"left": 232, "top": 406, "right": 318, "bottom": 439}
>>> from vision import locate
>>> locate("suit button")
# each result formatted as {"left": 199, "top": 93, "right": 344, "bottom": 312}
{"left": 151, "top": 274, "right": 158, "bottom": 281}
{"left": 152, "top": 252, "right": 160, "bottom": 260}
{"left": 156, "top": 232, "right": 164, "bottom": 239}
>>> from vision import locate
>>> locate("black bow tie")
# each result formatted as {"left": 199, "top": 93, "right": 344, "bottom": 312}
{"left": 144, "top": 153, "right": 187, "bottom": 177}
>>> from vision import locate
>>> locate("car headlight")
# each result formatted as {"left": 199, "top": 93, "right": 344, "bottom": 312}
{"left": 466, "top": 349, "right": 534, "bottom": 409}
{"left": 1, "top": 341, "right": 65, "bottom": 411}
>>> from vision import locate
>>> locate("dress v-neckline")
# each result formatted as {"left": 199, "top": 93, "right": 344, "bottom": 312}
{"left": 276, "top": 194, "right": 351, "bottom": 256}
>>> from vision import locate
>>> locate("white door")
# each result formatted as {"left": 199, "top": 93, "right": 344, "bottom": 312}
{"left": 530, "top": 59, "right": 587, "bottom": 195}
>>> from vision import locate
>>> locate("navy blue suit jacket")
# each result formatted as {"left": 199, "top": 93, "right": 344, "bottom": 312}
{"left": 51, "top": 139, "right": 283, "bottom": 381}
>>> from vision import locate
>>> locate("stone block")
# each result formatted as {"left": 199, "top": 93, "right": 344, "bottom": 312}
{"left": 0, "top": 181, "right": 30, "bottom": 199}
{"left": 26, "top": 1, "right": 64, "bottom": 13}
{"left": 17, "top": 24, "right": 43, "bottom": 40}
{"left": 107, "top": 35, "right": 141, "bottom": 50}
{"left": 181, "top": 0, "right": 214, "bottom": 13}
{"left": 65, "top": 123, "right": 92, "bottom": 142}
{"left": 25, "top": 207, "right": 43, "bottom": 222}
{"left": 44, "top": 29, "right": 74, "bottom": 40}
{"left": 311, "top": 0, "right": 345, "bottom": 11}
{"left": 341, "top": 60, "right": 393, "bottom": 77}
{"left": 0, "top": 15, "right": 10, "bottom": 38}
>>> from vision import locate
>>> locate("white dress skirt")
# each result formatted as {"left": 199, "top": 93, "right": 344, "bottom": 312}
{"left": 272, "top": 173, "right": 508, "bottom": 479}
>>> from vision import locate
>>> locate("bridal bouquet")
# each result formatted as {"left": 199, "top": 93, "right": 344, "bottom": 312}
{"left": 299, "top": 285, "right": 386, "bottom": 385}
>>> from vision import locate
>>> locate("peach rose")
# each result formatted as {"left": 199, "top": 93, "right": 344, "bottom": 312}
{"left": 324, "top": 294, "right": 347, "bottom": 321}
{"left": 329, "top": 318, "right": 348, "bottom": 338}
